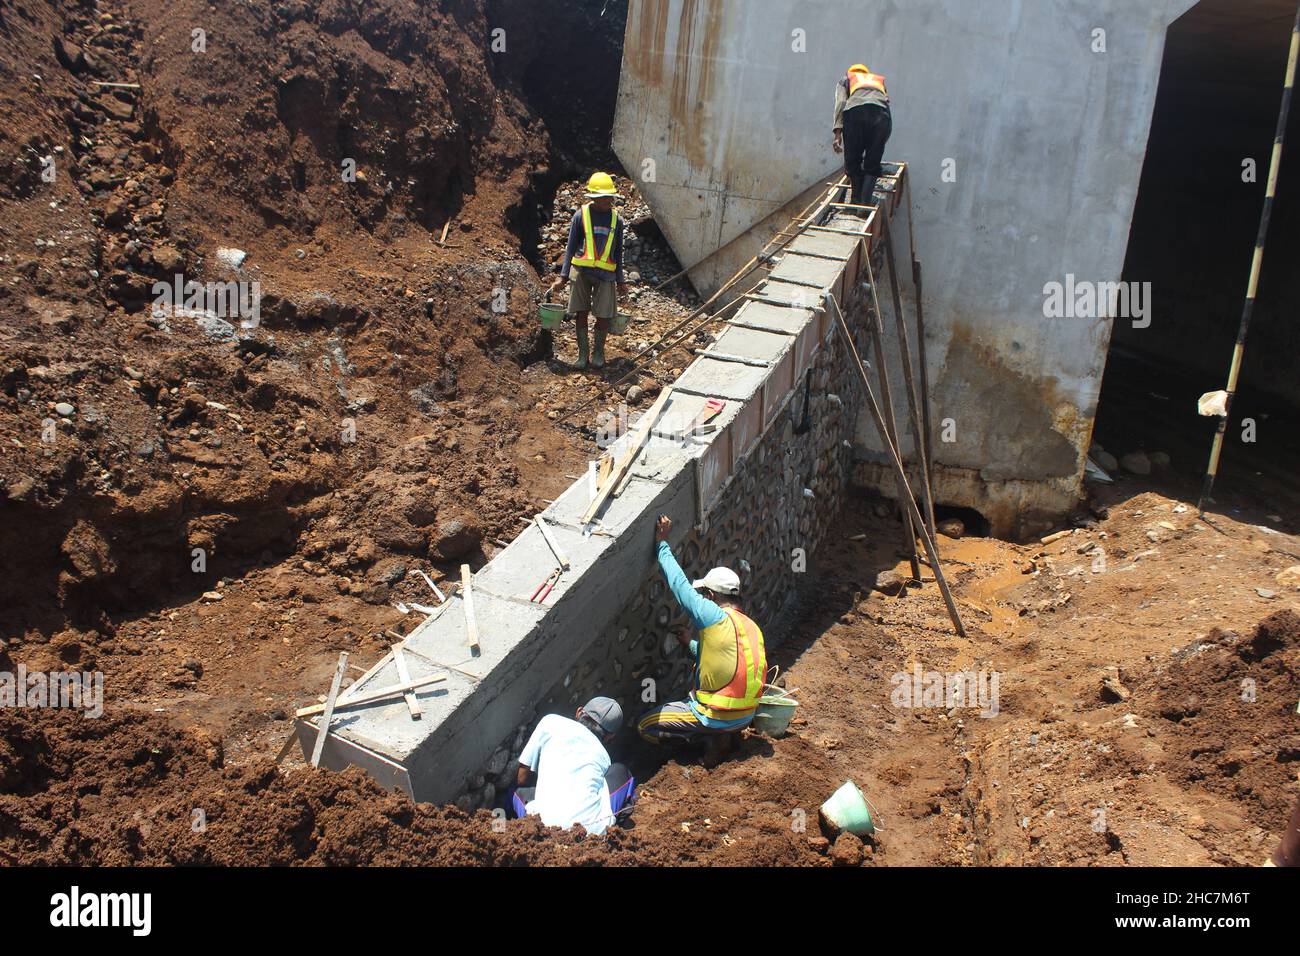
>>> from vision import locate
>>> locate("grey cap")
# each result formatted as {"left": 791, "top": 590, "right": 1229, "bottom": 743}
{"left": 581, "top": 696, "right": 624, "bottom": 735}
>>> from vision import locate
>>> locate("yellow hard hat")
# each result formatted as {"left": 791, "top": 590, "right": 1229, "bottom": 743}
{"left": 849, "top": 63, "right": 869, "bottom": 74}
{"left": 585, "top": 172, "right": 619, "bottom": 198}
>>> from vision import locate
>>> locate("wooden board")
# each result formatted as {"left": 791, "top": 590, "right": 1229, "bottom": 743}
{"left": 580, "top": 387, "right": 673, "bottom": 524}
{"left": 310, "top": 652, "right": 349, "bottom": 767}
{"left": 392, "top": 646, "right": 422, "bottom": 719}
{"left": 534, "top": 515, "right": 570, "bottom": 570}
{"left": 461, "top": 564, "right": 480, "bottom": 653}
{"left": 295, "top": 673, "right": 448, "bottom": 718}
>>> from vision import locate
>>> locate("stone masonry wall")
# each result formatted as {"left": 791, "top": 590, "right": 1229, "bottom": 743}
{"left": 457, "top": 280, "right": 873, "bottom": 810}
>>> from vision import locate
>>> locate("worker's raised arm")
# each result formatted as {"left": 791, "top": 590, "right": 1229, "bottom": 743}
{"left": 653, "top": 516, "right": 725, "bottom": 630}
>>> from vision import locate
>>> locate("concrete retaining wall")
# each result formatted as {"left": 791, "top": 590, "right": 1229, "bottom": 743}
{"left": 295, "top": 190, "right": 897, "bottom": 806}
{"left": 612, "top": 0, "right": 1201, "bottom": 539}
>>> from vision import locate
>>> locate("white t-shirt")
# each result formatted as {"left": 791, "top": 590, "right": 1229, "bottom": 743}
{"left": 518, "top": 714, "right": 615, "bottom": 836}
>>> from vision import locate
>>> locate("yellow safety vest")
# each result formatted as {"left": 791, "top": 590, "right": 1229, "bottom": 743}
{"left": 847, "top": 67, "right": 887, "bottom": 96}
{"left": 570, "top": 203, "right": 619, "bottom": 272}
{"left": 693, "top": 608, "right": 767, "bottom": 721}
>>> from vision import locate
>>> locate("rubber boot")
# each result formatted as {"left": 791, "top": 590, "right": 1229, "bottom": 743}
{"left": 591, "top": 329, "right": 608, "bottom": 369}
{"left": 574, "top": 325, "right": 589, "bottom": 370}
{"left": 702, "top": 730, "right": 741, "bottom": 769}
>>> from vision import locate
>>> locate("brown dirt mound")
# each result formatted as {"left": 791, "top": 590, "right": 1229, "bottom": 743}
{"left": 1141, "top": 608, "right": 1300, "bottom": 829}
{"left": 0, "top": 709, "right": 813, "bottom": 865}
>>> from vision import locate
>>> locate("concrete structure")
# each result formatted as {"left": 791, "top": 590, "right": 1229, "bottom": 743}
{"left": 612, "top": 0, "right": 1203, "bottom": 537}
{"left": 296, "top": 180, "right": 903, "bottom": 807}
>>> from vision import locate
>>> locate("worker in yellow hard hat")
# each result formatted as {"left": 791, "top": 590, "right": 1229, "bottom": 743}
{"left": 833, "top": 63, "right": 893, "bottom": 208}
{"left": 548, "top": 172, "right": 629, "bottom": 370}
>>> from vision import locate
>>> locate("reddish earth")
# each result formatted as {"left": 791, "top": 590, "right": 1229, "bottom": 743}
{"left": 1, "top": 0, "right": 1298, "bottom": 867}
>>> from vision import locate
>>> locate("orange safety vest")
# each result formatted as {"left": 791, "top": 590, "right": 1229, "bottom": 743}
{"left": 693, "top": 608, "right": 767, "bottom": 721}
{"left": 570, "top": 203, "right": 619, "bottom": 272}
{"left": 846, "top": 67, "right": 887, "bottom": 97}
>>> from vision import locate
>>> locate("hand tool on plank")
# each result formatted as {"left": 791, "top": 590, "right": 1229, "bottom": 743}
{"left": 530, "top": 567, "right": 562, "bottom": 604}
{"left": 671, "top": 398, "right": 725, "bottom": 439}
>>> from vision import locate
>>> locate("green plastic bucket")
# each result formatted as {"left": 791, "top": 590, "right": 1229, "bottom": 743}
{"left": 539, "top": 303, "right": 566, "bottom": 329}
{"left": 820, "top": 780, "right": 877, "bottom": 837}
{"left": 609, "top": 312, "right": 631, "bottom": 335}
{"left": 753, "top": 693, "right": 799, "bottom": 738}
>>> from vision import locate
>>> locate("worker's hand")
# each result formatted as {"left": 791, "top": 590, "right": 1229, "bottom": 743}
{"left": 673, "top": 625, "right": 692, "bottom": 647}
{"left": 655, "top": 514, "right": 672, "bottom": 542}
{"left": 617, "top": 282, "right": 630, "bottom": 299}
{"left": 548, "top": 275, "right": 565, "bottom": 295}
{"left": 832, "top": 130, "right": 843, "bottom": 154}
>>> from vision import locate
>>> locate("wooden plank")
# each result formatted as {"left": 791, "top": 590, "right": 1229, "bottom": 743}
{"left": 691, "top": 349, "right": 773, "bottom": 368}
{"left": 296, "top": 673, "right": 448, "bottom": 718}
{"left": 534, "top": 515, "right": 570, "bottom": 570}
{"left": 310, "top": 652, "right": 349, "bottom": 767}
{"left": 580, "top": 387, "right": 673, "bottom": 524}
{"left": 391, "top": 646, "right": 422, "bottom": 719}
{"left": 336, "top": 650, "right": 393, "bottom": 705}
{"left": 461, "top": 564, "right": 480, "bottom": 653}
{"left": 439, "top": 220, "right": 452, "bottom": 245}
{"left": 807, "top": 225, "right": 872, "bottom": 237}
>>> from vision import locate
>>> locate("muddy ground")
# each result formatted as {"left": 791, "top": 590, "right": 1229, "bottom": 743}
{"left": 2, "top": 474, "right": 1297, "bottom": 866}
{"left": 1, "top": 1, "right": 1298, "bottom": 867}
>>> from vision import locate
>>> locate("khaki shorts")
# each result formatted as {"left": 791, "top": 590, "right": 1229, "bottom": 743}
{"left": 566, "top": 268, "right": 618, "bottom": 320}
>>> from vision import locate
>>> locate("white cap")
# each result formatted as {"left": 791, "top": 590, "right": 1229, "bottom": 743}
{"left": 692, "top": 567, "right": 741, "bottom": 596}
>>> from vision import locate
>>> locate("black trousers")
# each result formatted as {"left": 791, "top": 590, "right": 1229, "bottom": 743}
{"left": 842, "top": 104, "right": 893, "bottom": 206}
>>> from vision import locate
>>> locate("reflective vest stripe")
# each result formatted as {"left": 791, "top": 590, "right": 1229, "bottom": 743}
{"left": 847, "top": 69, "right": 887, "bottom": 96}
{"left": 695, "top": 609, "right": 766, "bottom": 718}
{"left": 571, "top": 204, "right": 619, "bottom": 271}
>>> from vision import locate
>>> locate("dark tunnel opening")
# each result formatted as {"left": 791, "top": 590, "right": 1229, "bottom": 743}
{"left": 1094, "top": 0, "right": 1300, "bottom": 511}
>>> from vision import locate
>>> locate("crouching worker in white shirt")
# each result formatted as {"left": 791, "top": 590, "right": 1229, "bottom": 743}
{"left": 510, "top": 696, "right": 636, "bottom": 835}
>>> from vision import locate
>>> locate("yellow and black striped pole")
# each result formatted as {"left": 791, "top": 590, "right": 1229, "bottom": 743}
{"left": 1197, "top": 3, "right": 1300, "bottom": 516}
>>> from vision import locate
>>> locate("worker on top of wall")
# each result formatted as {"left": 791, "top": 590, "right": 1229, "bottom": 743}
{"left": 510, "top": 696, "right": 636, "bottom": 836}
{"left": 548, "top": 172, "right": 629, "bottom": 371}
{"left": 832, "top": 63, "right": 893, "bottom": 209}
{"left": 637, "top": 515, "right": 768, "bottom": 766}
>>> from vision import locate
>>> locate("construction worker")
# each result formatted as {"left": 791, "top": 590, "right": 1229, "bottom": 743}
{"left": 832, "top": 63, "right": 893, "bottom": 208}
{"left": 637, "top": 515, "right": 767, "bottom": 765}
{"left": 510, "top": 696, "right": 636, "bottom": 835}
{"left": 547, "top": 172, "right": 629, "bottom": 371}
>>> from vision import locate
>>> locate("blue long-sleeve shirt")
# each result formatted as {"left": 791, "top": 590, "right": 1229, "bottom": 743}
{"left": 657, "top": 541, "right": 725, "bottom": 638}
{"left": 560, "top": 206, "right": 624, "bottom": 284}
